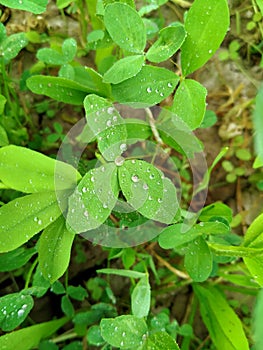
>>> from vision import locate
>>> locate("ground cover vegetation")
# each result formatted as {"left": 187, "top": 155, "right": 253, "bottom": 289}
{"left": 0, "top": 0, "right": 263, "bottom": 349}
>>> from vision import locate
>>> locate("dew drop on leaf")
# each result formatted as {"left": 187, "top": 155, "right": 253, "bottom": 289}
{"left": 131, "top": 175, "right": 139, "bottom": 183}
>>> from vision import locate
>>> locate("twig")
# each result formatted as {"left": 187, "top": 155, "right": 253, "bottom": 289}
{"left": 151, "top": 250, "right": 190, "bottom": 280}
{"left": 145, "top": 108, "right": 164, "bottom": 146}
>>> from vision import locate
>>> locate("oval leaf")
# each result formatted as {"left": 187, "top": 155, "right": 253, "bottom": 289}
{"left": 0, "top": 0, "right": 48, "bottom": 14}
{"left": 0, "top": 192, "right": 64, "bottom": 252}
{"left": 27, "top": 76, "right": 90, "bottom": 105}
{"left": 100, "top": 315, "right": 148, "bottom": 348}
{"left": 194, "top": 285, "right": 249, "bottom": 350}
{"left": 181, "top": 0, "right": 230, "bottom": 76}
{"left": 146, "top": 23, "right": 186, "bottom": 63}
{"left": 38, "top": 216, "right": 75, "bottom": 283}
{"left": 104, "top": 3, "right": 146, "bottom": 53}
{"left": 0, "top": 145, "right": 81, "bottom": 193}
{"left": 118, "top": 159, "right": 163, "bottom": 221}
{"left": 62, "top": 38, "right": 77, "bottom": 62}
{"left": 0, "top": 247, "right": 37, "bottom": 272}
{"left": 0, "top": 32, "right": 28, "bottom": 63}
{"left": 243, "top": 213, "right": 263, "bottom": 286}
{"left": 171, "top": 79, "right": 207, "bottom": 130}
{"left": 103, "top": 55, "right": 145, "bottom": 84}
{"left": 184, "top": 236, "right": 212, "bottom": 282}
{"left": 84, "top": 95, "right": 127, "bottom": 161}
{"left": 112, "top": 65, "right": 179, "bottom": 107}
{"left": 158, "top": 224, "right": 200, "bottom": 249}
{"left": 67, "top": 163, "right": 119, "bottom": 233}
{"left": 0, "top": 292, "right": 34, "bottom": 331}
{"left": 131, "top": 275, "right": 151, "bottom": 318}
{"left": 36, "top": 48, "right": 66, "bottom": 65}
{"left": 144, "top": 332, "right": 180, "bottom": 350}
{"left": 0, "top": 317, "right": 68, "bottom": 350}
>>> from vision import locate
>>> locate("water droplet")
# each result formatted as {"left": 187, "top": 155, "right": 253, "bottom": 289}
{"left": 47, "top": 83, "right": 52, "bottom": 87}
{"left": 122, "top": 332, "right": 126, "bottom": 337}
{"left": 82, "top": 187, "right": 87, "bottom": 193}
{"left": 19, "top": 0, "right": 23, "bottom": 4}
{"left": 114, "top": 326, "right": 118, "bottom": 331}
{"left": 107, "top": 107, "right": 114, "bottom": 114}
{"left": 18, "top": 309, "right": 24, "bottom": 317}
{"left": 22, "top": 304, "right": 27, "bottom": 309}
{"left": 131, "top": 175, "right": 139, "bottom": 183}
{"left": 158, "top": 198, "right": 162, "bottom": 203}
{"left": 149, "top": 174, "right": 155, "bottom": 179}
{"left": 106, "top": 120, "right": 112, "bottom": 127}
{"left": 143, "top": 183, "right": 149, "bottom": 190}
{"left": 103, "top": 203, "right": 108, "bottom": 209}
{"left": 120, "top": 341, "right": 124, "bottom": 346}
{"left": 131, "top": 159, "right": 136, "bottom": 164}
{"left": 38, "top": 219, "right": 42, "bottom": 225}
{"left": 146, "top": 87, "right": 152, "bottom": 93}
{"left": 91, "top": 176, "right": 95, "bottom": 182}
{"left": 113, "top": 115, "right": 118, "bottom": 122}
{"left": 34, "top": 217, "right": 38, "bottom": 222}
{"left": 209, "top": 49, "right": 212, "bottom": 54}
{"left": 115, "top": 156, "right": 125, "bottom": 166}
{"left": 167, "top": 82, "right": 173, "bottom": 88}
{"left": 84, "top": 210, "right": 89, "bottom": 218}
{"left": 160, "top": 92, "right": 164, "bottom": 97}
{"left": 120, "top": 143, "right": 127, "bottom": 152}
{"left": 148, "top": 196, "right": 153, "bottom": 201}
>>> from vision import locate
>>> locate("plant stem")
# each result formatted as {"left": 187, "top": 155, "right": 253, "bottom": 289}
{"left": 208, "top": 243, "right": 263, "bottom": 258}
{"left": 24, "top": 257, "right": 38, "bottom": 289}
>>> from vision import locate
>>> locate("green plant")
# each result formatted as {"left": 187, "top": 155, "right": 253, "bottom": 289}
{"left": 0, "top": 0, "right": 263, "bottom": 349}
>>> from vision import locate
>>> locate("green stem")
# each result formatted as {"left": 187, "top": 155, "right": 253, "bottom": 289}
{"left": 24, "top": 257, "right": 38, "bottom": 289}
{"left": 208, "top": 243, "right": 263, "bottom": 258}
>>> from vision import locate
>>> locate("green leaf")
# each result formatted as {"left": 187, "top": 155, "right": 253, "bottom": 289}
{"left": 112, "top": 65, "right": 179, "bottom": 107}
{"left": 0, "top": 247, "right": 37, "bottom": 272}
{"left": 158, "top": 224, "right": 200, "bottom": 249}
{"left": 200, "top": 109, "right": 217, "bottom": 128}
{"left": 0, "top": 0, "right": 48, "bottom": 14}
{"left": 38, "top": 216, "right": 75, "bottom": 283}
{"left": 103, "top": 55, "right": 145, "bottom": 84}
{"left": 56, "top": 0, "right": 72, "bottom": 9}
{"left": 37, "top": 48, "right": 66, "bottom": 65}
{"left": 146, "top": 23, "right": 186, "bottom": 63}
{"left": 131, "top": 275, "right": 151, "bottom": 318}
{"left": 253, "top": 289, "right": 263, "bottom": 350}
{"left": 194, "top": 285, "right": 249, "bottom": 350}
{"left": 0, "top": 93, "right": 7, "bottom": 114}
{"left": 87, "top": 325, "right": 105, "bottom": 346}
{"left": 0, "top": 32, "right": 28, "bottom": 63}
{"left": 84, "top": 95, "right": 127, "bottom": 161}
{"left": 118, "top": 159, "right": 178, "bottom": 222}
{"left": 171, "top": 79, "right": 207, "bottom": 130}
{"left": 0, "top": 145, "right": 81, "bottom": 193}
{"left": 184, "top": 236, "right": 212, "bottom": 282}
{"left": 0, "top": 317, "right": 68, "bottom": 350}
{"left": 97, "top": 268, "right": 146, "bottom": 279}
{"left": 0, "top": 192, "right": 64, "bottom": 252}
{"left": 0, "top": 125, "right": 9, "bottom": 146}
{"left": 104, "top": 3, "right": 146, "bottom": 53}
{"left": 181, "top": 0, "right": 230, "bottom": 76}
{"left": 195, "top": 221, "right": 230, "bottom": 235}
{"left": 62, "top": 38, "right": 77, "bottom": 62}
{"left": 100, "top": 315, "right": 148, "bottom": 348}
{"left": 67, "top": 285, "right": 88, "bottom": 301}
{"left": 199, "top": 202, "right": 232, "bottom": 223}
{"left": 143, "top": 332, "right": 180, "bottom": 350}
{"left": 61, "top": 295, "right": 75, "bottom": 317}
{"left": 0, "top": 292, "right": 34, "bottom": 331}
{"left": 67, "top": 163, "right": 119, "bottom": 233}
{"left": 27, "top": 76, "right": 91, "bottom": 105}
{"left": 243, "top": 213, "right": 263, "bottom": 286}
